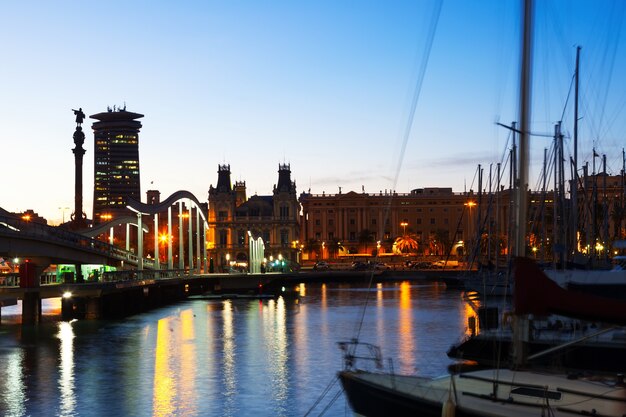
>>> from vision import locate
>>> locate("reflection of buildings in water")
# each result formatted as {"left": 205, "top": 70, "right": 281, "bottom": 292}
{"left": 179, "top": 309, "right": 197, "bottom": 416}
{"left": 376, "top": 283, "right": 385, "bottom": 346}
{"left": 293, "top": 285, "right": 309, "bottom": 378}
{"left": 262, "top": 298, "right": 288, "bottom": 409}
{"left": 153, "top": 317, "right": 174, "bottom": 417}
{"left": 58, "top": 321, "right": 76, "bottom": 417}
{"left": 221, "top": 300, "right": 237, "bottom": 415}
{"left": 3, "top": 349, "right": 26, "bottom": 416}
{"left": 397, "top": 282, "right": 415, "bottom": 374}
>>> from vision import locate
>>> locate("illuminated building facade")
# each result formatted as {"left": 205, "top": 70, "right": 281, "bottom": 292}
{"left": 299, "top": 188, "right": 474, "bottom": 259}
{"left": 91, "top": 107, "right": 143, "bottom": 224}
{"left": 207, "top": 164, "right": 300, "bottom": 269}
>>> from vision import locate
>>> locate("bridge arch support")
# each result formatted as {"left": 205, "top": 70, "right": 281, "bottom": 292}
{"left": 126, "top": 191, "right": 208, "bottom": 272}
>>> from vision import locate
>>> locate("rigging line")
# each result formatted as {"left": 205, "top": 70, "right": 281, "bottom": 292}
{"left": 351, "top": 0, "right": 443, "bottom": 347}
{"left": 315, "top": 386, "right": 344, "bottom": 417}
{"left": 559, "top": 72, "right": 575, "bottom": 123}
{"left": 594, "top": 1, "right": 623, "bottom": 144}
{"left": 303, "top": 377, "right": 338, "bottom": 417}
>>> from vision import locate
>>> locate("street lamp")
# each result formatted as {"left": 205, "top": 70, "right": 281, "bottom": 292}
{"left": 464, "top": 201, "right": 476, "bottom": 246}
{"left": 400, "top": 221, "right": 408, "bottom": 235}
{"left": 59, "top": 206, "right": 70, "bottom": 223}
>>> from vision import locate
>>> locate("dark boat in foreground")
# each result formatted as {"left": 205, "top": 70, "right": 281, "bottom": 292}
{"left": 339, "top": 257, "right": 626, "bottom": 417}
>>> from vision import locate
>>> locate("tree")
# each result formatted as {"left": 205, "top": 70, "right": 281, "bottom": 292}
{"left": 326, "top": 238, "right": 344, "bottom": 258}
{"left": 358, "top": 229, "right": 374, "bottom": 253}
{"left": 394, "top": 234, "right": 419, "bottom": 254}
{"left": 305, "top": 238, "right": 322, "bottom": 259}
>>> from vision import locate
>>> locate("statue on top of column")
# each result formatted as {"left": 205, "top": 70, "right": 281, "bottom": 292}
{"left": 72, "top": 108, "right": 85, "bottom": 126}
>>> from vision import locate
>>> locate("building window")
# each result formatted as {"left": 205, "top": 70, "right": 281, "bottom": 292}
{"left": 349, "top": 232, "right": 356, "bottom": 240}
{"left": 430, "top": 218, "right": 435, "bottom": 225}
{"left": 315, "top": 219, "right": 321, "bottom": 226}
{"left": 417, "top": 218, "right": 422, "bottom": 225}
{"left": 219, "top": 230, "right": 228, "bottom": 246}
{"left": 263, "top": 231, "right": 270, "bottom": 244}
{"left": 350, "top": 218, "right": 355, "bottom": 225}
{"left": 280, "top": 229, "right": 288, "bottom": 245}
{"left": 329, "top": 219, "right": 334, "bottom": 226}
{"left": 280, "top": 206, "right": 289, "bottom": 219}
{"left": 371, "top": 219, "right": 377, "bottom": 225}
{"left": 328, "top": 232, "right": 334, "bottom": 240}
{"left": 218, "top": 210, "right": 228, "bottom": 221}
{"left": 238, "top": 231, "right": 246, "bottom": 247}
{"left": 315, "top": 232, "right": 321, "bottom": 240}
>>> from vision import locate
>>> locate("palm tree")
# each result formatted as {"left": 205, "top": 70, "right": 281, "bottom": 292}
{"left": 305, "top": 238, "right": 322, "bottom": 259}
{"left": 358, "top": 229, "right": 374, "bottom": 254}
{"left": 394, "top": 234, "right": 419, "bottom": 254}
{"left": 326, "top": 238, "right": 344, "bottom": 259}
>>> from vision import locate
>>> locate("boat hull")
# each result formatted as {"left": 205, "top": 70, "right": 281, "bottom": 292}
{"left": 339, "top": 371, "right": 480, "bottom": 417}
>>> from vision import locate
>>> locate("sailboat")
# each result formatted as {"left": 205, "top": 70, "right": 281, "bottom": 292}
{"left": 339, "top": 2, "right": 626, "bottom": 416}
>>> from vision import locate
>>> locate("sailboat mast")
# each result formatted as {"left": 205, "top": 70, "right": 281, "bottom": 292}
{"left": 572, "top": 46, "right": 581, "bottom": 259}
{"left": 516, "top": 0, "right": 533, "bottom": 258}
{"left": 513, "top": 0, "right": 534, "bottom": 369}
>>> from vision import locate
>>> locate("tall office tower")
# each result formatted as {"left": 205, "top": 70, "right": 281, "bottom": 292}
{"left": 90, "top": 107, "right": 144, "bottom": 224}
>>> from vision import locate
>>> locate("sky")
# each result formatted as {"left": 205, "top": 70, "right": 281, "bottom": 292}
{"left": 1, "top": 0, "right": 625, "bottom": 224}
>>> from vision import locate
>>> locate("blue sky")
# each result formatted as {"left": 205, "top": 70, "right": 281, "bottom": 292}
{"left": 1, "top": 0, "right": 625, "bottom": 224}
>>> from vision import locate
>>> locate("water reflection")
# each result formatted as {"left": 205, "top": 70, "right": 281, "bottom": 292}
{"left": 153, "top": 317, "right": 174, "bottom": 417}
{"left": 221, "top": 300, "right": 237, "bottom": 415}
{"left": 179, "top": 309, "right": 197, "bottom": 416}
{"left": 266, "top": 297, "right": 288, "bottom": 412}
{"left": 2, "top": 350, "right": 26, "bottom": 416}
{"left": 398, "top": 282, "right": 415, "bottom": 374}
{"left": 57, "top": 320, "right": 76, "bottom": 416}
{"left": 0, "top": 282, "right": 469, "bottom": 417}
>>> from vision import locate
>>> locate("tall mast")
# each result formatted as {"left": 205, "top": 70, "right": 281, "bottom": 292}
{"left": 513, "top": 0, "right": 534, "bottom": 369}
{"left": 516, "top": 0, "right": 533, "bottom": 258}
{"left": 571, "top": 46, "right": 581, "bottom": 259}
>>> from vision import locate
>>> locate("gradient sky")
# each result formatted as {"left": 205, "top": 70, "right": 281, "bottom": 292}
{"left": 1, "top": 0, "right": 625, "bottom": 224}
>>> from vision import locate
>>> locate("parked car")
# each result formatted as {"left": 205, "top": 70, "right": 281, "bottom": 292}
{"left": 414, "top": 261, "right": 433, "bottom": 269}
{"left": 371, "top": 262, "right": 390, "bottom": 270}
{"left": 351, "top": 261, "right": 369, "bottom": 271}
{"left": 313, "top": 261, "right": 330, "bottom": 271}
{"left": 433, "top": 260, "right": 459, "bottom": 268}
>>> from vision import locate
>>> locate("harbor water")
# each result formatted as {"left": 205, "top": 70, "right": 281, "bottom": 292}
{"left": 0, "top": 281, "right": 472, "bottom": 417}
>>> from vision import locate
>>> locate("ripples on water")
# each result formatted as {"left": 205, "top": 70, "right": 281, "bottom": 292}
{"left": 0, "top": 281, "right": 471, "bottom": 416}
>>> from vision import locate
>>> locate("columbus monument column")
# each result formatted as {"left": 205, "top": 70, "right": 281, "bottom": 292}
{"left": 71, "top": 107, "right": 87, "bottom": 229}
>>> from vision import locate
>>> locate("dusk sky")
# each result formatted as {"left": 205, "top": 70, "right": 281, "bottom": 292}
{"left": 1, "top": 0, "right": 625, "bottom": 224}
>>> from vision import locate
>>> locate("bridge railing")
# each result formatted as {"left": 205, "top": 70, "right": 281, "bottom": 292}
{"left": 0, "top": 215, "right": 157, "bottom": 269}
{"left": 101, "top": 269, "right": 189, "bottom": 283}
{"left": 0, "top": 273, "right": 19, "bottom": 287}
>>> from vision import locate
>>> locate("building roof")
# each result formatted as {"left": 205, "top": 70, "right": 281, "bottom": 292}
{"left": 90, "top": 109, "right": 144, "bottom": 122}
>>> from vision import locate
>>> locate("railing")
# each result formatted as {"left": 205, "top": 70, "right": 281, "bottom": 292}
{"left": 0, "top": 269, "right": 192, "bottom": 288}
{"left": 0, "top": 215, "right": 156, "bottom": 268}
{"left": 101, "top": 269, "right": 189, "bottom": 282}
{"left": 0, "top": 273, "right": 19, "bottom": 287}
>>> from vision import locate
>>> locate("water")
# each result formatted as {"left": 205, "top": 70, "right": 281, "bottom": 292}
{"left": 0, "top": 281, "right": 472, "bottom": 417}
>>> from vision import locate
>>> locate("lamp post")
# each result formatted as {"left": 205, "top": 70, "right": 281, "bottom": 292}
{"left": 464, "top": 201, "right": 476, "bottom": 248}
{"left": 59, "top": 206, "right": 70, "bottom": 224}
{"left": 400, "top": 221, "right": 408, "bottom": 236}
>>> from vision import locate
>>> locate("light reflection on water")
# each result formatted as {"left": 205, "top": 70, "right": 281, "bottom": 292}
{"left": 58, "top": 321, "right": 76, "bottom": 417}
{"left": 0, "top": 281, "right": 470, "bottom": 416}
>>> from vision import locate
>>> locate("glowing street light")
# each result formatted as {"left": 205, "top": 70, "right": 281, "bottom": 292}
{"left": 400, "top": 221, "right": 408, "bottom": 235}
